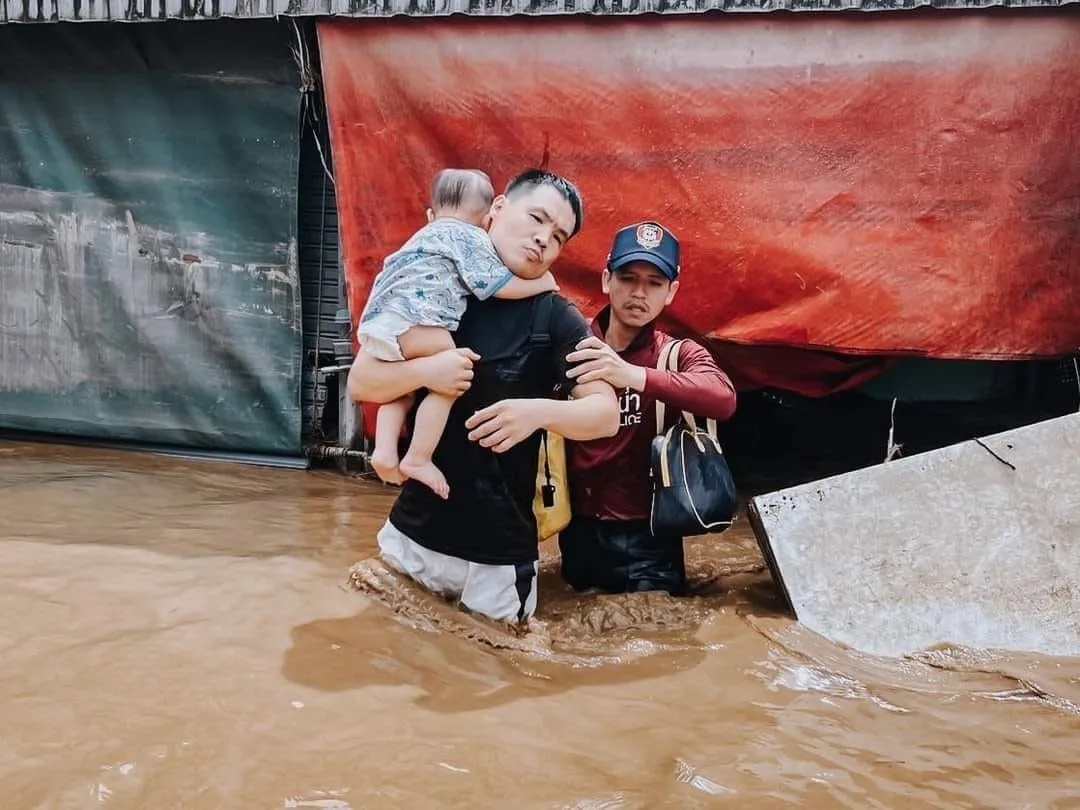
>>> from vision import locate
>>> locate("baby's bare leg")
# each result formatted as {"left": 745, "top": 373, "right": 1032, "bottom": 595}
{"left": 396, "top": 326, "right": 458, "bottom": 500}
{"left": 370, "top": 394, "right": 414, "bottom": 485}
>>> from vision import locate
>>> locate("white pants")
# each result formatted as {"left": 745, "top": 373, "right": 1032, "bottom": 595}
{"left": 377, "top": 521, "right": 539, "bottom": 624}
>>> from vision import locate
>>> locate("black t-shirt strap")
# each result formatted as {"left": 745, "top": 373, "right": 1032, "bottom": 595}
{"left": 530, "top": 291, "right": 554, "bottom": 349}
{"left": 533, "top": 292, "right": 556, "bottom": 494}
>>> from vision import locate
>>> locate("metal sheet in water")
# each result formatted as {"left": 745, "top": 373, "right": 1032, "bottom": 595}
{"left": 747, "top": 412, "right": 1080, "bottom": 657}
{"left": 0, "top": 22, "right": 303, "bottom": 454}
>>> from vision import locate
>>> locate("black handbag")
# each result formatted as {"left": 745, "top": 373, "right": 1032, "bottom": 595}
{"left": 649, "top": 339, "right": 738, "bottom": 538}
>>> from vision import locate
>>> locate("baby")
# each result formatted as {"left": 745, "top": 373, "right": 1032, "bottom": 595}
{"left": 357, "top": 168, "right": 558, "bottom": 499}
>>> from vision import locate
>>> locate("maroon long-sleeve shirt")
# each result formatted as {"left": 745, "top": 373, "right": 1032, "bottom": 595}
{"left": 567, "top": 307, "right": 738, "bottom": 523}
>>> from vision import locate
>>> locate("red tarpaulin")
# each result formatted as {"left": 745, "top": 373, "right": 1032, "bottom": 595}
{"left": 318, "top": 13, "right": 1080, "bottom": 397}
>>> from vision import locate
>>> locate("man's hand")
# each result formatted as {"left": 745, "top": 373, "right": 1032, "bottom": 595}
{"left": 565, "top": 336, "right": 647, "bottom": 391}
{"left": 423, "top": 348, "right": 481, "bottom": 397}
{"left": 464, "top": 399, "right": 548, "bottom": 454}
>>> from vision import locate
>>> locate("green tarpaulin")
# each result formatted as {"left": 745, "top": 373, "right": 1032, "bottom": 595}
{"left": 0, "top": 20, "right": 303, "bottom": 455}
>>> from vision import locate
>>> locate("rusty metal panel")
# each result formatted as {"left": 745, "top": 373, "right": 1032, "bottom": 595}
{"left": 1, "top": 0, "right": 1077, "bottom": 23}
{"left": 0, "top": 21, "right": 304, "bottom": 454}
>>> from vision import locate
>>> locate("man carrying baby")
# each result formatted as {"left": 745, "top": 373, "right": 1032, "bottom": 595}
{"left": 348, "top": 168, "right": 619, "bottom": 625}
{"left": 357, "top": 168, "right": 559, "bottom": 499}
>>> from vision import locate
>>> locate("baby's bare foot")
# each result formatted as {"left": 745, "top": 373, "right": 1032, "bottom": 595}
{"left": 399, "top": 458, "right": 450, "bottom": 499}
{"left": 370, "top": 447, "right": 405, "bottom": 486}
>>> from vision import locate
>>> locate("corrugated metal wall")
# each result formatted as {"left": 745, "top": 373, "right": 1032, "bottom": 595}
{"left": 2, "top": 0, "right": 1075, "bottom": 23}
{"left": 298, "top": 89, "right": 343, "bottom": 448}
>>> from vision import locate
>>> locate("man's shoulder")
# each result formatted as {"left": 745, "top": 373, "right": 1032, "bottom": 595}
{"left": 470, "top": 291, "right": 585, "bottom": 322}
{"left": 460, "top": 291, "right": 588, "bottom": 345}
{"left": 546, "top": 292, "right": 589, "bottom": 332}
{"left": 549, "top": 291, "right": 584, "bottom": 314}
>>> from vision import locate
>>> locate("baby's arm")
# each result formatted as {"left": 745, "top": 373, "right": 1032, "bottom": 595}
{"left": 493, "top": 271, "right": 559, "bottom": 300}
{"left": 446, "top": 224, "right": 550, "bottom": 301}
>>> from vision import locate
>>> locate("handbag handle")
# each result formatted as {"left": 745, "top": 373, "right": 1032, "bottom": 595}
{"left": 653, "top": 339, "right": 719, "bottom": 441}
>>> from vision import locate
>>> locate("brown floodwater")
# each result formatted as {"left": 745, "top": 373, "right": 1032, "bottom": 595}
{"left": 2, "top": 440, "right": 1079, "bottom": 809}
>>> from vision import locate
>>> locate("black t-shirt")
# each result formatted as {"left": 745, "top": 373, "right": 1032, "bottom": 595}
{"left": 387, "top": 291, "right": 590, "bottom": 566}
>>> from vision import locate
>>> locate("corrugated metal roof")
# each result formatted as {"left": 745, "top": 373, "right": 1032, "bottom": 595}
{"left": 2, "top": 0, "right": 1076, "bottom": 23}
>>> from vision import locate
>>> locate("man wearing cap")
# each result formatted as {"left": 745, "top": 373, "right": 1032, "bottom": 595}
{"left": 560, "top": 221, "right": 738, "bottom": 596}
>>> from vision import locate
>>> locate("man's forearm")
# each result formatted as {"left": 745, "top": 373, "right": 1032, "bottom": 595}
{"left": 643, "top": 368, "right": 737, "bottom": 421}
{"left": 347, "top": 351, "right": 428, "bottom": 404}
{"left": 540, "top": 384, "right": 619, "bottom": 440}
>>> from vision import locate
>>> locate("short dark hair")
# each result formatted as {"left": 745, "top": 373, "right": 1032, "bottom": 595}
{"left": 431, "top": 169, "right": 495, "bottom": 216}
{"left": 504, "top": 168, "right": 584, "bottom": 239}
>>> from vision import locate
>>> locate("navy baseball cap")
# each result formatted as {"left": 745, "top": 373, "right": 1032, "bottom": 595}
{"left": 606, "top": 221, "right": 680, "bottom": 280}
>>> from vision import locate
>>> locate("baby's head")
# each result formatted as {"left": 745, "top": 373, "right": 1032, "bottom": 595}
{"left": 427, "top": 169, "right": 495, "bottom": 229}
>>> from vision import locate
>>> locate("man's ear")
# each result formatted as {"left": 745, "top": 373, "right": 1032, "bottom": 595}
{"left": 665, "top": 279, "right": 680, "bottom": 306}
{"left": 601, "top": 268, "right": 612, "bottom": 295}
{"left": 489, "top": 194, "right": 507, "bottom": 218}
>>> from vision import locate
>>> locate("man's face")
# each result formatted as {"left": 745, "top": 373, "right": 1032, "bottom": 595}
{"left": 602, "top": 261, "right": 679, "bottom": 328}
{"left": 487, "top": 184, "right": 576, "bottom": 280}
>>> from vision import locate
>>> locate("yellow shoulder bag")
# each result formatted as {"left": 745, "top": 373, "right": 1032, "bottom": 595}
{"left": 534, "top": 429, "right": 571, "bottom": 541}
